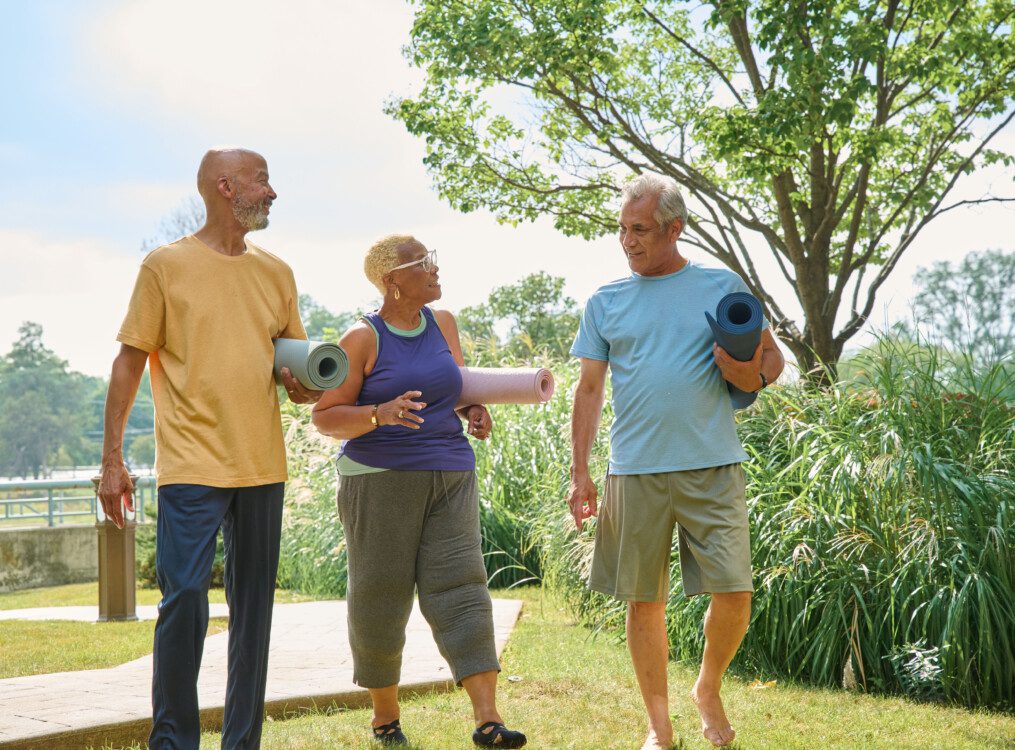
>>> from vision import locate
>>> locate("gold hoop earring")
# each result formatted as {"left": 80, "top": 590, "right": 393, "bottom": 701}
{"left": 394, "top": 287, "right": 401, "bottom": 300}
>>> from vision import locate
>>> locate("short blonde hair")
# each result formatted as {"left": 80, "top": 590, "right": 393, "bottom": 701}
{"left": 364, "top": 234, "right": 416, "bottom": 294}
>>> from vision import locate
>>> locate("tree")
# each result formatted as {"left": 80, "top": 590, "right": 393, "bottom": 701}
{"left": 141, "top": 196, "right": 205, "bottom": 253}
{"left": 390, "top": 0, "right": 1015, "bottom": 377}
{"left": 59, "top": 372, "right": 108, "bottom": 467}
{"left": 458, "top": 272, "right": 580, "bottom": 358}
{"left": 128, "top": 433, "right": 157, "bottom": 469}
{"left": 0, "top": 323, "right": 89, "bottom": 478}
{"left": 905, "top": 249, "right": 1015, "bottom": 364}
{"left": 299, "top": 294, "right": 358, "bottom": 341}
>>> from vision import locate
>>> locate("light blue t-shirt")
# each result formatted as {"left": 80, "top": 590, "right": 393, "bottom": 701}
{"left": 570, "top": 260, "right": 767, "bottom": 475}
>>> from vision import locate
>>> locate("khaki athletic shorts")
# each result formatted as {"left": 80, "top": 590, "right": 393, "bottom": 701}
{"left": 589, "top": 464, "right": 753, "bottom": 600}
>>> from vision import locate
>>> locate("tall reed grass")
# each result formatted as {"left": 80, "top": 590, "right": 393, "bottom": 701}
{"left": 276, "top": 409, "right": 348, "bottom": 598}
{"left": 737, "top": 341, "right": 1013, "bottom": 708}
{"left": 470, "top": 358, "right": 612, "bottom": 587}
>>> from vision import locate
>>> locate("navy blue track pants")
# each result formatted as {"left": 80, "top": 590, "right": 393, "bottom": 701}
{"left": 149, "top": 483, "right": 284, "bottom": 750}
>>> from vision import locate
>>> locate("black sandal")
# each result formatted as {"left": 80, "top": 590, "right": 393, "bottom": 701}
{"left": 372, "top": 719, "right": 408, "bottom": 745}
{"left": 472, "top": 721, "right": 527, "bottom": 748}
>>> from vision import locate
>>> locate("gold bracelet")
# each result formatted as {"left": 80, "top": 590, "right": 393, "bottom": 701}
{"left": 370, "top": 404, "right": 379, "bottom": 427}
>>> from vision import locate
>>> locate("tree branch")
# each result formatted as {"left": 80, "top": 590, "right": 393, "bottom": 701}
{"left": 930, "top": 196, "right": 1015, "bottom": 219}
{"left": 837, "top": 107, "right": 1015, "bottom": 345}
{"left": 639, "top": 4, "right": 746, "bottom": 106}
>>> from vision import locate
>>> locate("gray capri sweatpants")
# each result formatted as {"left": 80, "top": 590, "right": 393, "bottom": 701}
{"left": 336, "top": 469, "right": 500, "bottom": 688}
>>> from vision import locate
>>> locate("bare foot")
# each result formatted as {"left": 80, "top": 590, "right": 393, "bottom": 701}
{"left": 690, "top": 683, "right": 736, "bottom": 747}
{"left": 640, "top": 727, "right": 673, "bottom": 750}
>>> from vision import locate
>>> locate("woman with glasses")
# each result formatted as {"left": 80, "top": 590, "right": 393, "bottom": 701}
{"left": 312, "top": 235, "right": 527, "bottom": 748}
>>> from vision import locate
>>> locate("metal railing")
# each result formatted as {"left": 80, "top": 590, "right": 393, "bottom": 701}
{"left": 0, "top": 476, "right": 157, "bottom": 527}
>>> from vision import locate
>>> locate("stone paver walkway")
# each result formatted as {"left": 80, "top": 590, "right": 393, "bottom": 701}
{"left": 0, "top": 599, "right": 523, "bottom": 750}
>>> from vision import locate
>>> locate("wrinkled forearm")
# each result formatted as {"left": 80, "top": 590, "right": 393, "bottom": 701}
{"left": 102, "top": 351, "right": 146, "bottom": 465}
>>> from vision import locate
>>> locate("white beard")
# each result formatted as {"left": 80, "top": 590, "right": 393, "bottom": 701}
{"left": 232, "top": 195, "right": 270, "bottom": 231}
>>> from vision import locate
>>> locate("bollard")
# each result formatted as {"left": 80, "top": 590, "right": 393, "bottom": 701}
{"left": 91, "top": 475, "right": 138, "bottom": 622}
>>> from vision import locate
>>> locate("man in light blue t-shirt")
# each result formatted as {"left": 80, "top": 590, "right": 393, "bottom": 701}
{"left": 568, "top": 174, "right": 784, "bottom": 749}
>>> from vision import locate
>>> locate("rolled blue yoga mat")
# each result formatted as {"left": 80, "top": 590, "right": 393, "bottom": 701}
{"left": 273, "top": 338, "right": 349, "bottom": 395}
{"left": 704, "top": 292, "right": 765, "bottom": 410}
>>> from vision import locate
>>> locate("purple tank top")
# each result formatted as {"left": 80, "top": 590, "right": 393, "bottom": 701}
{"left": 340, "top": 307, "right": 475, "bottom": 471}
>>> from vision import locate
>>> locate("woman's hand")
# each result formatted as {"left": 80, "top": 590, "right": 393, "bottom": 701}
{"left": 463, "top": 404, "right": 492, "bottom": 440}
{"left": 377, "top": 390, "right": 427, "bottom": 429}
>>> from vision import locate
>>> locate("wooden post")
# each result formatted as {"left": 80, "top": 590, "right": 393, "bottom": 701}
{"left": 91, "top": 475, "right": 138, "bottom": 622}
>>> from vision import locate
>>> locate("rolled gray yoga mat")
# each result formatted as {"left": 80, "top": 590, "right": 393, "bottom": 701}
{"left": 704, "top": 292, "right": 765, "bottom": 410}
{"left": 456, "top": 367, "right": 555, "bottom": 410}
{"left": 273, "top": 338, "right": 349, "bottom": 394}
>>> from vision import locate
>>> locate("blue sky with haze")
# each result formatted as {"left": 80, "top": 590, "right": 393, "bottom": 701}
{"left": 2, "top": 1, "right": 1012, "bottom": 376}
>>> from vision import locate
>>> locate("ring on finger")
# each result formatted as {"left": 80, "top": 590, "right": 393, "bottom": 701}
{"left": 398, "top": 409, "right": 404, "bottom": 419}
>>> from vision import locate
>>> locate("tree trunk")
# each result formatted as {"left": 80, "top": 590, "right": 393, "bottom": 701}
{"left": 780, "top": 303, "right": 841, "bottom": 386}
{"left": 783, "top": 231, "right": 842, "bottom": 384}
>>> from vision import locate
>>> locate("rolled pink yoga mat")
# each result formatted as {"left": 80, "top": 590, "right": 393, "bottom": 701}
{"left": 456, "top": 367, "right": 555, "bottom": 409}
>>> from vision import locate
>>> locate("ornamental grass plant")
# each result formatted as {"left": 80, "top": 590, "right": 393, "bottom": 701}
{"left": 276, "top": 408, "right": 348, "bottom": 598}
{"left": 734, "top": 341, "right": 1013, "bottom": 708}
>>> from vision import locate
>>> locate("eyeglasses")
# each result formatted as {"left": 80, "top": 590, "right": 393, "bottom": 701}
{"left": 390, "top": 249, "right": 437, "bottom": 273}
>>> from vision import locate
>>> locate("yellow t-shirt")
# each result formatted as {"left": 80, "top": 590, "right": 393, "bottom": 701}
{"left": 117, "top": 235, "right": 307, "bottom": 488}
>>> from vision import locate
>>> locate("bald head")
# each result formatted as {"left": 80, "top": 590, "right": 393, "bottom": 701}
{"left": 197, "top": 148, "right": 265, "bottom": 199}
{"left": 196, "top": 148, "right": 275, "bottom": 233}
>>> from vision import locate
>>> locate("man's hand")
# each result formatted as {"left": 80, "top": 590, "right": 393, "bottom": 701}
{"left": 280, "top": 367, "right": 324, "bottom": 404}
{"left": 463, "top": 405, "right": 492, "bottom": 440}
{"left": 567, "top": 470, "right": 599, "bottom": 531}
{"left": 712, "top": 342, "right": 764, "bottom": 393}
{"left": 97, "top": 457, "right": 135, "bottom": 529}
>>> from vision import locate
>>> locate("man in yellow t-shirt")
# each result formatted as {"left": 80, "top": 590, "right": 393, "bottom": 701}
{"left": 98, "top": 148, "right": 322, "bottom": 750}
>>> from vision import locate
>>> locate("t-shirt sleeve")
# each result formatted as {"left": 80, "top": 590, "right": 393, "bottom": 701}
{"left": 570, "top": 294, "right": 609, "bottom": 361}
{"left": 278, "top": 269, "right": 308, "bottom": 341}
{"left": 117, "top": 264, "right": 165, "bottom": 352}
{"left": 729, "top": 273, "right": 770, "bottom": 330}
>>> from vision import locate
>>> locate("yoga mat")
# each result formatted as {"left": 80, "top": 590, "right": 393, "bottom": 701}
{"left": 456, "top": 367, "right": 555, "bottom": 409}
{"left": 273, "top": 338, "right": 349, "bottom": 394}
{"left": 704, "top": 292, "right": 765, "bottom": 410}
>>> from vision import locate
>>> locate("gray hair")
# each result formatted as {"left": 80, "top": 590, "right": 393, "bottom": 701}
{"left": 621, "top": 174, "right": 688, "bottom": 228}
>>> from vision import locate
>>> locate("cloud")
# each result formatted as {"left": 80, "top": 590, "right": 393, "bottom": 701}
{"left": 77, "top": 0, "right": 443, "bottom": 232}
{"left": 0, "top": 142, "right": 30, "bottom": 165}
{"left": 106, "top": 181, "right": 196, "bottom": 220}
{"left": 83, "top": 0, "right": 420, "bottom": 146}
{"left": 0, "top": 230, "right": 139, "bottom": 376}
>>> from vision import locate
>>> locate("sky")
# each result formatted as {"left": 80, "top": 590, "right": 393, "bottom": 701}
{"left": 1, "top": 0, "right": 1012, "bottom": 377}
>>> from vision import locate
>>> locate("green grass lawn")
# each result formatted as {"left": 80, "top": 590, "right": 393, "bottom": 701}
{"left": 4, "top": 585, "right": 1011, "bottom": 749}
{"left": 0, "top": 618, "right": 229, "bottom": 679}
{"left": 0, "top": 581, "right": 315, "bottom": 610}
{"left": 189, "top": 588, "right": 1010, "bottom": 750}
{"left": 0, "top": 582, "right": 313, "bottom": 679}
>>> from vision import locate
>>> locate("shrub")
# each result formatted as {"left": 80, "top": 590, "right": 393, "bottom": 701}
{"left": 470, "top": 357, "right": 607, "bottom": 587}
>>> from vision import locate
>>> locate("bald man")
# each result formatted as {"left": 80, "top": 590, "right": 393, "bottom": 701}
{"left": 98, "top": 149, "right": 322, "bottom": 749}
